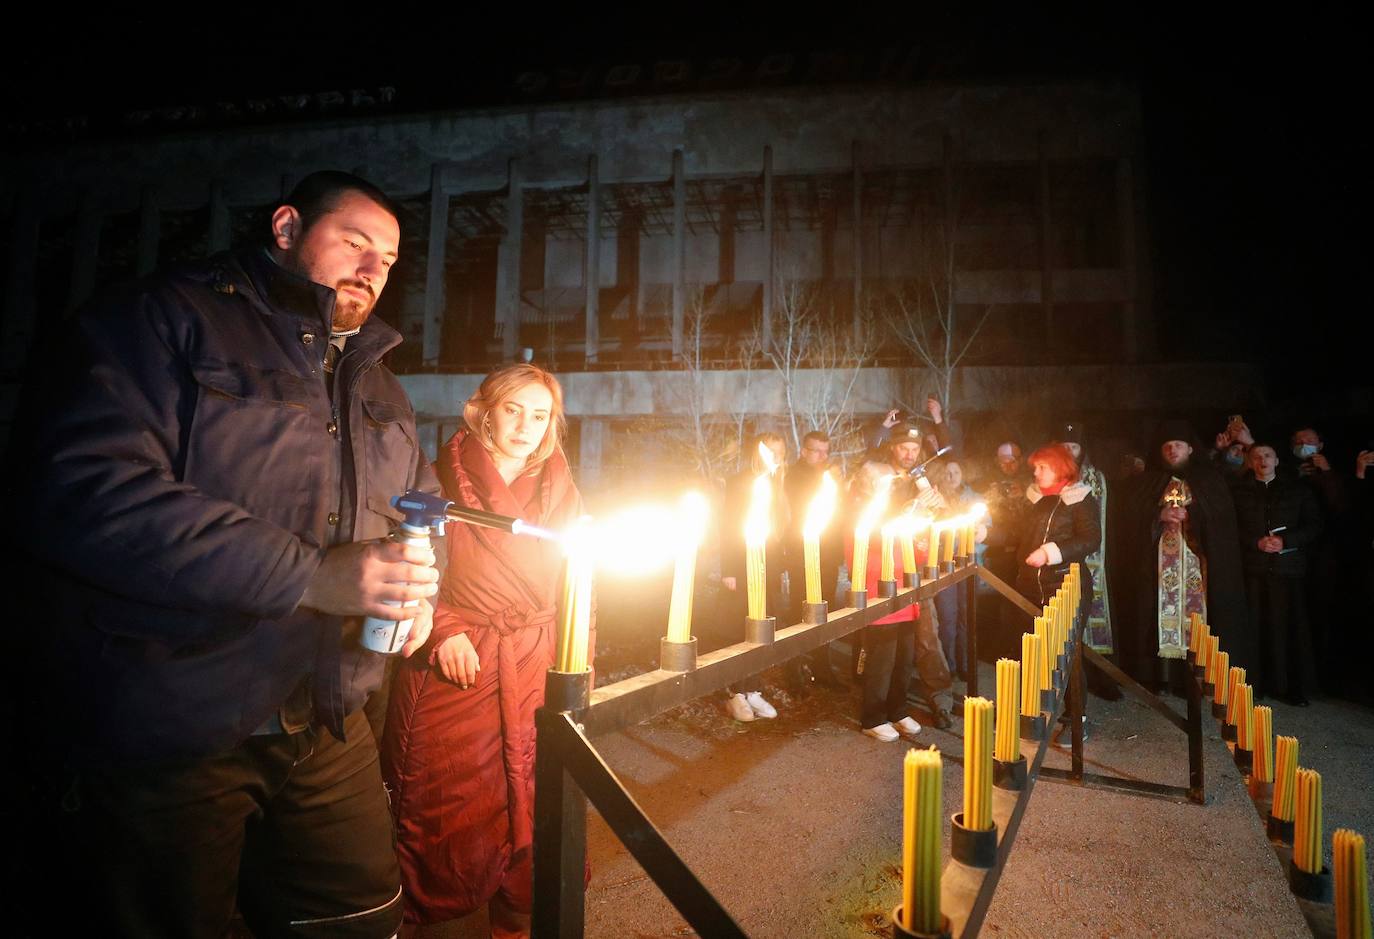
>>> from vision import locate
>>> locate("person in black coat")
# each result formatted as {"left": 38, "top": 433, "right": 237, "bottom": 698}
{"left": 1015, "top": 443, "right": 1101, "bottom": 608}
{"left": 1109, "top": 420, "right": 1250, "bottom": 693}
{"left": 1231, "top": 444, "right": 1323, "bottom": 704}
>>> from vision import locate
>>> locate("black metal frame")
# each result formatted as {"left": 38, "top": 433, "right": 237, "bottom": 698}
{"left": 531, "top": 561, "right": 1205, "bottom": 938}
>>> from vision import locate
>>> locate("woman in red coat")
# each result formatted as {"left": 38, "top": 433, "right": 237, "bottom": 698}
{"left": 381, "top": 364, "right": 585, "bottom": 937}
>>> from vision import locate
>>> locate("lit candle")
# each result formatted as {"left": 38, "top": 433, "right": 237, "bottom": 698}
{"left": 902, "top": 747, "right": 943, "bottom": 935}
{"left": 899, "top": 512, "right": 921, "bottom": 575}
{"left": 1294, "top": 768, "right": 1324, "bottom": 875}
{"left": 927, "top": 524, "right": 940, "bottom": 570}
{"left": 555, "top": 518, "right": 595, "bottom": 673}
{"left": 964, "top": 697, "right": 994, "bottom": 832}
{"left": 802, "top": 471, "right": 838, "bottom": 605}
{"left": 1211, "top": 651, "right": 1230, "bottom": 706}
{"left": 940, "top": 517, "right": 956, "bottom": 565}
{"left": 1253, "top": 706, "right": 1274, "bottom": 783}
{"left": 744, "top": 473, "right": 771, "bottom": 621}
{"left": 995, "top": 659, "right": 1021, "bottom": 762}
{"left": 1235, "top": 684, "right": 1254, "bottom": 752}
{"left": 1020, "top": 633, "right": 1040, "bottom": 717}
{"left": 851, "top": 475, "right": 892, "bottom": 591}
{"left": 881, "top": 520, "right": 897, "bottom": 583}
{"left": 666, "top": 492, "right": 709, "bottom": 644}
{"left": 1333, "top": 829, "right": 1371, "bottom": 939}
{"left": 1273, "top": 736, "right": 1299, "bottom": 823}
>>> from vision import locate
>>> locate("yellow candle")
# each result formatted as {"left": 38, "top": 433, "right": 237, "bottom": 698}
{"left": 1273, "top": 736, "right": 1299, "bottom": 822}
{"left": 802, "top": 471, "right": 838, "bottom": 605}
{"left": 1294, "top": 768, "right": 1324, "bottom": 875}
{"left": 1253, "top": 706, "right": 1274, "bottom": 783}
{"left": 927, "top": 524, "right": 940, "bottom": 568}
{"left": 1035, "top": 619, "right": 1052, "bottom": 690}
{"left": 995, "top": 658, "right": 1021, "bottom": 762}
{"left": 902, "top": 747, "right": 943, "bottom": 934}
{"left": 900, "top": 515, "right": 920, "bottom": 575}
{"left": 1205, "top": 635, "right": 1220, "bottom": 680}
{"left": 555, "top": 519, "right": 595, "bottom": 673}
{"left": 666, "top": 492, "right": 708, "bottom": 644}
{"left": 1211, "top": 652, "right": 1230, "bottom": 706}
{"left": 1235, "top": 684, "right": 1254, "bottom": 752}
{"left": 1195, "top": 621, "right": 1211, "bottom": 669}
{"left": 1225, "top": 667, "right": 1247, "bottom": 726}
{"left": 744, "top": 474, "right": 771, "bottom": 621}
{"left": 1020, "top": 633, "right": 1040, "bottom": 717}
{"left": 964, "top": 697, "right": 994, "bottom": 831}
{"left": 881, "top": 521, "right": 897, "bottom": 583}
{"left": 852, "top": 476, "right": 891, "bottom": 590}
{"left": 940, "top": 519, "right": 955, "bottom": 564}
{"left": 1334, "top": 829, "right": 1372, "bottom": 939}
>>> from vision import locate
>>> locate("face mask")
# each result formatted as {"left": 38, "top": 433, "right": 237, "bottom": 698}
{"left": 1293, "top": 444, "right": 1318, "bottom": 459}
{"left": 1225, "top": 452, "right": 1246, "bottom": 466}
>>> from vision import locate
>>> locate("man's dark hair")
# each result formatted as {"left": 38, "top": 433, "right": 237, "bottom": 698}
{"left": 802, "top": 430, "right": 830, "bottom": 446}
{"left": 279, "top": 171, "right": 401, "bottom": 231}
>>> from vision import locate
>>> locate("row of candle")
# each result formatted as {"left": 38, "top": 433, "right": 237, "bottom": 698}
{"left": 901, "top": 747, "right": 944, "bottom": 935}
{"left": 1191, "top": 621, "right": 1371, "bottom": 931}
{"left": 963, "top": 697, "right": 994, "bottom": 832}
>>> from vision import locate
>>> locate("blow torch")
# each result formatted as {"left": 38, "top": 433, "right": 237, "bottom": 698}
{"left": 360, "top": 489, "right": 560, "bottom": 655}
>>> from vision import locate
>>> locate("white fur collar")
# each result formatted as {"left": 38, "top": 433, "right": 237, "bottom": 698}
{"left": 1026, "top": 481, "right": 1091, "bottom": 505}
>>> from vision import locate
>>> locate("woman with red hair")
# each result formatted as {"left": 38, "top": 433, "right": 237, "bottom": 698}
{"left": 1015, "top": 442, "right": 1101, "bottom": 610}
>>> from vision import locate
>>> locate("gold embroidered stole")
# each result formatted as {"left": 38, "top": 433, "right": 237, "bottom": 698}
{"left": 1156, "top": 477, "right": 1206, "bottom": 659}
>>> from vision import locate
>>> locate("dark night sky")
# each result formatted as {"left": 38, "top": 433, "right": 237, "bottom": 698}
{"left": 7, "top": 13, "right": 1370, "bottom": 384}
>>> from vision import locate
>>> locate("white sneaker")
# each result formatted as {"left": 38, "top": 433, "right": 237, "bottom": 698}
{"left": 727, "top": 693, "right": 755, "bottom": 722}
{"left": 893, "top": 716, "right": 923, "bottom": 737}
{"left": 745, "top": 691, "right": 777, "bottom": 719}
{"left": 862, "top": 722, "right": 900, "bottom": 742}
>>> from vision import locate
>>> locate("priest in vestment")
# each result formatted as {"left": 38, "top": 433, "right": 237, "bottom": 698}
{"left": 1110, "top": 420, "right": 1250, "bottom": 692}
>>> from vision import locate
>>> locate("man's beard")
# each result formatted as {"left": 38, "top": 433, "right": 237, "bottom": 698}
{"left": 332, "top": 280, "right": 376, "bottom": 332}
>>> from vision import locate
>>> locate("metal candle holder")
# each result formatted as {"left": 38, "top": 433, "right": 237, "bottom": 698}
{"left": 1287, "top": 862, "right": 1332, "bottom": 903}
{"left": 950, "top": 813, "right": 998, "bottom": 868}
{"left": 940, "top": 560, "right": 955, "bottom": 575}
{"left": 1233, "top": 746, "right": 1252, "bottom": 773}
{"left": 1019, "top": 713, "right": 1046, "bottom": 741}
{"left": 1268, "top": 814, "right": 1295, "bottom": 844}
{"left": 802, "top": 601, "right": 829, "bottom": 625}
{"left": 879, "top": 579, "right": 898, "bottom": 598}
{"left": 745, "top": 616, "right": 776, "bottom": 644}
{"left": 659, "top": 637, "right": 698, "bottom": 673}
{"left": 904, "top": 572, "right": 920, "bottom": 589}
{"left": 544, "top": 668, "right": 591, "bottom": 713}
{"left": 1040, "top": 688, "right": 1056, "bottom": 713}
{"left": 993, "top": 756, "right": 1027, "bottom": 791}
{"left": 1221, "top": 721, "right": 1237, "bottom": 742}
{"left": 850, "top": 588, "right": 868, "bottom": 610}
{"left": 890, "top": 908, "right": 952, "bottom": 939}
{"left": 1211, "top": 701, "right": 1227, "bottom": 720}
{"left": 924, "top": 564, "right": 938, "bottom": 582}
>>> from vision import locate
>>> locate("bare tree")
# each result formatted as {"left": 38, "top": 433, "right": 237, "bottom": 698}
{"left": 889, "top": 145, "right": 994, "bottom": 419}
{"left": 760, "top": 266, "right": 875, "bottom": 462}
{"left": 674, "top": 286, "right": 755, "bottom": 483}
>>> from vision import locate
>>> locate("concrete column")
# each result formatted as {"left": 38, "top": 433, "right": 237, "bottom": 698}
{"left": 585, "top": 154, "right": 600, "bottom": 363}
{"left": 136, "top": 184, "right": 160, "bottom": 276}
{"left": 577, "top": 417, "right": 605, "bottom": 489}
{"left": 66, "top": 190, "right": 101, "bottom": 315}
{"left": 1037, "top": 132, "right": 1056, "bottom": 351}
{"left": 422, "top": 163, "right": 448, "bottom": 366}
{"left": 2, "top": 190, "right": 40, "bottom": 371}
{"left": 500, "top": 159, "right": 523, "bottom": 361}
{"left": 761, "top": 145, "right": 774, "bottom": 341}
{"left": 208, "top": 181, "right": 231, "bottom": 254}
{"left": 1117, "top": 157, "right": 1143, "bottom": 362}
{"left": 671, "top": 148, "right": 686, "bottom": 359}
{"left": 851, "top": 140, "right": 863, "bottom": 340}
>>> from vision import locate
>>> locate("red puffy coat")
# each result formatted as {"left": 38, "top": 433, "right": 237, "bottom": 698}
{"left": 381, "top": 429, "right": 586, "bottom": 924}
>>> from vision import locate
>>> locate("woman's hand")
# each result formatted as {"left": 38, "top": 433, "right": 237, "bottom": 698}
{"left": 436, "top": 633, "right": 481, "bottom": 688}
{"left": 1024, "top": 546, "right": 1049, "bottom": 568}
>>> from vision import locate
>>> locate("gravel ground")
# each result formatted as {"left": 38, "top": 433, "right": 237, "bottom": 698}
{"left": 418, "top": 654, "right": 1372, "bottom": 938}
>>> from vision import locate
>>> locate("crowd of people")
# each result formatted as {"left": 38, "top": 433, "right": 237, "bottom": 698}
{"left": 14, "top": 169, "right": 1371, "bottom": 938}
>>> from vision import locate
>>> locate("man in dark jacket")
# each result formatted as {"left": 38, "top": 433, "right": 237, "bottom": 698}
{"left": 1109, "top": 420, "right": 1249, "bottom": 693}
{"left": 1231, "top": 444, "right": 1322, "bottom": 704}
{"left": 15, "top": 172, "right": 438, "bottom": 938}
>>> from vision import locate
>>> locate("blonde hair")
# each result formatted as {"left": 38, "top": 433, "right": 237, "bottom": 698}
{"left": 463, "top": 364, "right": 566, "bottom": 473}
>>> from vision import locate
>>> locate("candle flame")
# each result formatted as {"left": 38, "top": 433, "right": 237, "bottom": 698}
{"left": 757, "top": 440, "right": 780, "bottom": 476}
{"left": 745, "top": 473, "right": 772, "bottom": 547}
{"left": 855, "top": 473, "right": 893, "bottom": 539}
{"left": 584, "top": 504, "right": 678, "bottom": 575}
{"left": 970, "top": 501, "right": 987, "bottom": 521}
{"left": 802, "top": 471, "right": 838, "bottom": 541}
{"left": 677, "top": 490, "right": 710, "bottom": 547}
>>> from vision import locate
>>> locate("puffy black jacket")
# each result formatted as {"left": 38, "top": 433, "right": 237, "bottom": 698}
{"left": 1230, "top": 474, "right": 1322, "bottom": 577}
{"left": 1014, "top": 482, "right": 1101, "bottom": 607}
{"left": 18, "top": 248, "right": 436, "bottom": 764}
